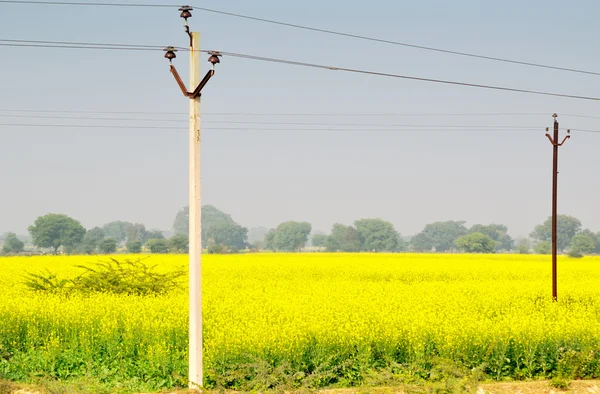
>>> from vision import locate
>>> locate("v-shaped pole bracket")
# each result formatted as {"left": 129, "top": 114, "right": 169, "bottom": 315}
{"left": 164, "top": 47, "right": 222, "bottom": 99}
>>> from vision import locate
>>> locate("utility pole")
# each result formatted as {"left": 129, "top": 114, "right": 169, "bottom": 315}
{"left": 545, "top": 113, "right": 570, "bottom": 301}
{"left": 164, "top": 6, "right": 221, "bottom": 390}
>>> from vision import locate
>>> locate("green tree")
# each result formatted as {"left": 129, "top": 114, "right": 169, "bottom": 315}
{"left": 144, "top": 230, "right": 165, "bottom": 242}
{"left": 410, "top": 232, "right": 434, "bottom": 252}
{"left": 325, "top": 224, "right": 362, "bottom": 252}
{"left": 146, "top": 239, "right": 169, "bottom": 254}
{"left": 354, "top": 218, "right": 403, "bottom": 252}
{"left": 205, "top": 221, "right": 247, "bottom": 251}
{"left": 264, "top": 229, "right": 276, "bottom": 250}
{"left": 173, "top": 206, "right": 189, "bottom": 236}
{"left": 415, "top": 221, "right": 468, "bottom": 252}
{"left": 311, "top": 234, "right": 328, "bottom": 248}
{"left": 28, "top": 214, "right": 86, "bottom": 253}
{"left": 169, "top": 234, "right": 189, "bottom": 253}
{"left": 2, "top": 233, "right": 24, "bottom": 254}
{"left": 80, "top": 227, "right": 105, "bottom": 254}
{"left": 454, "top": 232, "right": 497, "bottom": 253}
{"left": 173, "top": 205, "right": 247, "bottom": 250}
{"left": 125, "top": 223, "right": 147, "bottom": 243}
{"left": 516, "top": 239, "right": 531, "bottom": 254}
{"left": 530, "top": 215, "right": 582, "bottom": 251}
{"left": 569, "top": 230, "right": 596, "bottom": 258}
{"left": 534, "top": 241, "right": 551, "bottom": 255}
{"left": 469, "top": 224, "right": 513, "bottom": 251}
{"left": 248, "top": 227, "right": 269, "bottom": 245}
{"left": 126, "top": 239, "right": 142, "bottom": 253}
{"left": 102, "top": 221, "right": 131, "bottom": 243}
{"left": 99, "top": 238, "right": 118, "bottom": 254}
{"left": 269, "top": 221, "right": 312, "bottom": 251}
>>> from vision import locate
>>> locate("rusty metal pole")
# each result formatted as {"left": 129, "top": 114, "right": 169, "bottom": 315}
{"left": 545, "top": 113, "right": 570, "bottom": 302}
{"left": 551, "top": 116, "right": 559, "bottom": 301}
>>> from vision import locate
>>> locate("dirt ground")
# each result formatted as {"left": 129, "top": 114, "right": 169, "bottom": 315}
{"left": 5, "top": 380, "right": 600, "bottom": 393}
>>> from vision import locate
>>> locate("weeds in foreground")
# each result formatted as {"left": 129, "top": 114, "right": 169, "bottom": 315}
{"left": 23, "top": 258, "right": 185, "bottom": 296}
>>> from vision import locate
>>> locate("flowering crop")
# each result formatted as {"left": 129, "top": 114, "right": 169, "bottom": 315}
{"left": 1, "top": 253, "right": 600, "bottom": 392}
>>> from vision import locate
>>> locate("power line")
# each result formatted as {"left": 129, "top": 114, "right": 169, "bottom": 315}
{"left": 0, "top": 123, "right": 548, "bottom": 132}
{"left": 0, "top": 43, "right": 162, "bottom": 51}
{"left": 570, "top": 128, "right": 600, "bottom": 133}
{"left": 209, "top": 50, "right": 600, "bottom": 102}
{"left": 3, "top": 0, "right": 598, "bottom": 77}
{"left": 0, "top": 0, "right": 174, "bottom": 7}
{"left": 0, "top": 39, "right": 184, "bottom": 49}
{"left": 0, "top": 109, "right": 595, "bottom": 118}
{"left": 191, "top": 6, "right": 600, "bottom": 78}
{"left": 4, "top": 38, "right": 598, "bottom": 101}
{"left": 0, "top": 113, "right": 546, "bottom": 128}
{"left": 3, "top": 38, "right": 600, "bottom": 101}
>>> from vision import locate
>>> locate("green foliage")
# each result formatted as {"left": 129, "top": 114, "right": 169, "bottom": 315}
{"left": 125, "top": 223, "right": 147, "bottom": 243}
{"left": 28, "top": 213, "right": 86, "bottom": 253}
{"left": 23, "top": 269, "right": 70, "bottom": 292}
{"left": 173, "top": 206, "right": 189, "bottom": 236}
{"left": 516, "top": 239, "right": 531, "bottom": 254}
{"left": 531, "top": 215, "right": 582, "bottom": 251}
{"left": 469, "top": 224, "right": 513, "bottom": 251}
{"left": 454, "top": 232, "right": 497, "bottom": 253}
{"left": 101, "top": 221, "right": 130, "bottom": 243}
{"left": 354, "top": 218, "right": 403, "bottom": 252}
{"left": 413, "top": 221, "right": 468, "bottom": 252}
{"left": 325, "top": 224, "right": 361, "bottom": 252}
{"left": 168, "top": 234, "right": 188, "bottom": 253}
{"left": 535, "top": 241, "right": 552, "bottom": 255}
{"left": 24, "top": 258, "right": 184, "bottom": 296}
{"left": 207, "top": 243, "right": 230, "bottom": 254}
{"left": 264, "top": 229, "right": 276, "bottom": 250}
{"left": 550, "top": 377, "right": 570, "bottom": 389}
{"left": 247, "top": 227, "right": 269, "bottom": 245}
{"left": 98, "top": 238, "right": 117, "bottom": 254}
{"left": 126, "top": 239, "right": 142, "bottom": 253}
{"left": 311, "top": 234, "right": 327, "bottom": 248}
{"left": 206, "top": 221, "right": 247, "bottom": 250}
{"left": 146, "top": 239, "right": 169, "bottom": 254}
{"left": 174, "top": 205, "right": 248, "bottom": 250}
{"left": 2, "top": 232, "right": 24, "bottom": 254}
{"left": 144, "top": 230, "right": 164, "bottom": 241}
{"left": 267, "top": 221, "right": 312, "bottom": 251}
{"left": 569, "top": 231, "right": 596, "bottom": 258}
{"left": 410, "top": 232, "right": 434, "bottom": 252}
{"left": 78, "top": 227, "right": 105, "bottom": 254}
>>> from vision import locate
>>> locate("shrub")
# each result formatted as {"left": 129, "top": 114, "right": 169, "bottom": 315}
{"left": 207, "top": 244, "right": 229, "bottom": 254}
{"left": 146, "top": 239, "right": 169, "bottom": 254}
{"left": 23, "top": 258, "right": 185, "bottom": 296}
{"left": 99, "top": 238, "right": 117, "bottom": 254}
{"left": 126, "top": 239, "right": 142, "bottom": 253}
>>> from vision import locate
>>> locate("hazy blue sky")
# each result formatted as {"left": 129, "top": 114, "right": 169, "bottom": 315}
{"left": 1, "top": 0, "right": 600, "bottom": 238}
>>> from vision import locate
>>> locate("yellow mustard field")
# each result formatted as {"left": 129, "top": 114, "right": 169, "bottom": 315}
{"left": 2, "top": 253, "right": 600, "bottom": 392}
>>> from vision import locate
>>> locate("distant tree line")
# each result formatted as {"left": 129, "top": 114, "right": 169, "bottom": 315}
{"left": 2, "top": 208, "right": 599, "bottom": 257}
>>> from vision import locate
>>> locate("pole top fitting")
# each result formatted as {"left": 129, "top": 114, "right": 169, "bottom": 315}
{"left": 552, "top": 113, "right": 558, "bottom": 119}
{"left": 163, "top": 46, "right": 177, "bottom": 63}
{"left": 179, "top": 5, "right": 193, "bottom": 21}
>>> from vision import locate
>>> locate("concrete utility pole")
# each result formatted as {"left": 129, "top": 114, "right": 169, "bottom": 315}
{"left": 545, "top": 113, "right": 570, "bottom": 301}
{"left": 164, "top": 6, "right": 221, "bottom": 390}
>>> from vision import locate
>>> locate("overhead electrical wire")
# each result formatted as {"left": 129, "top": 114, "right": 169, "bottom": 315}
{"left": 0, "top": 39, "right": 188, "bottom": 51}
{"left": 208, "top": 50, "right": 600, "bottom": 102}
{"left": 0, "top": 113, "right": 547, "bottom": 128}
{"left": 0, "top": 0, "right": 174, "bottom": 7}
{"left": 1, "top": 39, "right": 599, "bottom": 101}
{"left": 0, "top": 123, "right": 549, "bottom": 132}
{"left": 0, "top": 109, "right": 596, "bottom": 119}
{"left": 2, "top": 0, "right": 599, "bottom": 77}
